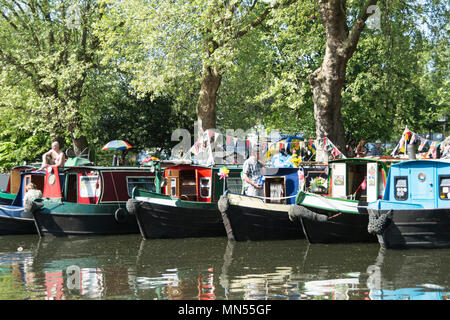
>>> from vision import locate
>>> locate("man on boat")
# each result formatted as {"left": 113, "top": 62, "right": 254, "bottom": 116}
{"left": 242, "top": 147, "right": 264, "bottom": 197}
{"left": 39, "top": 141, "right": 66, "bottom": 170}
{"left": 369, "top": 140, "right": 384, "bottom": 157}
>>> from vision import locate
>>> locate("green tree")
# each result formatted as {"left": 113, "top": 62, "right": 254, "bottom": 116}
{"left": 97, "top": 0, "right": 297, "bottom": 134}
{"left": 0, "top": 0, "right": 104, "bottom": 154}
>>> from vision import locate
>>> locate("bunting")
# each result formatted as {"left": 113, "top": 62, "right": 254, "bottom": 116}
{"left": 392, "top": 126, "right": 449, "bottom": 159}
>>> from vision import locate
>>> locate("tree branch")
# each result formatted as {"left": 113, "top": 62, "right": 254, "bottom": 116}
{"left": 234, "top": 0, "right": 298, "bottom": 40}
{"left": 340, "top": 0, "right": 379, "bottom": 57}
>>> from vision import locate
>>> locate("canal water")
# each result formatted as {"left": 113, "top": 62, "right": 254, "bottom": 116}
{"left": 0, "top": 234, "right": 449, "bottom": 300}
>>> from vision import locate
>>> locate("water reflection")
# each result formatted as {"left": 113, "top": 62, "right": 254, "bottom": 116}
{"left": 366, "top": 247, "right": 450, "bottom": 300}
{"left": 0, "top": 235, "right": 448, "bottom": 300}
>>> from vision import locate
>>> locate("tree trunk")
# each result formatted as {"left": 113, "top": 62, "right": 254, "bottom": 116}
{"left": 196, "top": 65, "right": 222, "bottom": 133}
{"left": 72, "top": 135, "right": 89, "bottom": 158}
{"left": 309, "top": 0, "right": 378, "bottom": 154}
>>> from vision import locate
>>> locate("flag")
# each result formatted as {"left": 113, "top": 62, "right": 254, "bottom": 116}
{"left": 418, "top": 138, "right": 428, "bottom": 152}
{"left": 361, "top": 179, "right": 367, "bottom": 190}
{"left": 331, "top": 147, "right": 341, "bottom": 159}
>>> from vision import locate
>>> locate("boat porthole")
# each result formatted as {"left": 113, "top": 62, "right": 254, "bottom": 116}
{"left": 48, "top": 174, "right": 56, "bottom": 185}
{"left": 114, "top": 208, "right": 128, "bottom": 223}
{"left": 418, "top": 173, "right": 426, "bottom": 182}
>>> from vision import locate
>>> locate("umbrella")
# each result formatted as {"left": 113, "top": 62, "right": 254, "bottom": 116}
{"left": 102, "top": 140, "right": 132, "bottom": 151}
{"left": 102, "top": 140, "right": 132, "bottom": 166}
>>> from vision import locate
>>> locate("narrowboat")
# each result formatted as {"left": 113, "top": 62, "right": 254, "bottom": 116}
{"left": 218, "top": 164, "right": 327, "bottom": 241}
{"left": 30, "top": 165, "right": 155, "bottom": 236}
{"left": 0, "top": 165, "right": 37, "bottom": 205}
{"left": 289, "top": 158, "right": 400, "bottom": 243}
{"left": 127, "top": 163, "right": 243, "bottom": 239}
{"left": 0, "top": 169, "right": 46, "bottom": 235}
{"left": 367, "top": 159, "right": 450, "bottom": 249}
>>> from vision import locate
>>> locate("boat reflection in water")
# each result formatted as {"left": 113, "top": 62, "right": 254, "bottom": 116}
{"left": 0, "top": 235, "right": 449, "bottom": 300}
{"left": 366, "top": 247, "right": 450, "bottom": 300}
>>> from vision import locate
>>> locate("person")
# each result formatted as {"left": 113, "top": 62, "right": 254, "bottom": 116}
{"left": 242, "top": 148, "right": 264, "bottom": 197}
{"left": 40, "top": 141, "right": 65, "bottom": 169}
{"left": 345, "top": 139, "right": 356, "bottom": 158}
{"left": 23, "top": 182, "right": 42, "bottom": 217}
{"left": 370, "top": 140, "right": 384, "bottom": 157}
{"left": 355, "top": 139, "right": 367, "bottom": 158}
{"left": 288, "top": 149, "right": 302, "bottom": 168}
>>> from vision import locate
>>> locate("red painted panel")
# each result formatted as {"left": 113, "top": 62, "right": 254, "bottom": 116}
{"left": 78, "top": 173, "right": 101, "bottom": 204}
{"left": 196, "top": 168, "right": 212, "bottom": 202}
{"left": 42, "top": 166, "right": 62, "bottom": 199}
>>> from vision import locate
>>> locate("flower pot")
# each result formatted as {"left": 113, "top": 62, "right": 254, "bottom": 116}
{"left": 310, "top": 185, "right": 327, "bottom": 194}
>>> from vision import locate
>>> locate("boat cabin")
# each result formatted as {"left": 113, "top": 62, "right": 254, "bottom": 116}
{"left": 12, "top": 166, "right": 156, "bottom": 206}
{"left": 4, "top": 165, "right": 37, "bottom": 195}
{"left": 263, "top": 164, "right": 327, "bottom": 205}
{"left": 328, "top": 158, "right": 400, "bottom": 202}
{"left": 372, "top": 160, "right": 450, "bottom": 210}
{"left": 164, "top": 164, "right": 242, "bottom": 202}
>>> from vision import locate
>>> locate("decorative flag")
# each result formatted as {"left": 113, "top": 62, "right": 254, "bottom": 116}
{"left": 298, "top": 168, "right": 305, "bottom": 191}
{"left": 418, "top": 138, "right": 428, "bottom": 152}
{"left": 361, "top": 179, "right": 367, "bottom": 191}
{"left": 331, "top": 147, "right": 341, "bottom": 159}
{"left": 426, "top": 141, "right": 437, "bottom": 159}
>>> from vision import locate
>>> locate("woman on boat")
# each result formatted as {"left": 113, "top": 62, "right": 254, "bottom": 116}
{"left": 23, "top": 182, "right": 43, "bottom": 217}
{"left": 355, "top": 139, "right": 368, "bottom": 158}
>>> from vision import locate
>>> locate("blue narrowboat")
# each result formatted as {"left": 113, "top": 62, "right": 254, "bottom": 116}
{"left": 0, "top": 169, "right": 45, "bottom": 235}
{"left": 368, "top": 160, "right": 450, "bottom": 249}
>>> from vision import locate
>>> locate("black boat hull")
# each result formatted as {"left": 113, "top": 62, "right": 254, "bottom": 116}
{"left": 134, "top": 200, "right": 226, "bottom": 239}
{"left": 296, "top": 205, "right": 377, "bottom": 244}
{"left": 371, "top": 208, "right": 450, "bottom": 249}
{"left": 0, "top": 198, "right": 13, "bottom": 206}
{"left": 32, "top": 209, "right": 140, "bottom": 237}
{"left": 0, "top": 215, "right": 37, "bottom": 235}
{"left": 219, "top": 194, "right": 304, "bottom": 241}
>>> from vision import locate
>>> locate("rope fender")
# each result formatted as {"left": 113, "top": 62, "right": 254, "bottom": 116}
{"left": 126, "top": 198, "right": 140, "bottom": 215}
{"left": 217, "top": 195, "right": 229, "bottom": 214}
{"left": 288, "top": 205, "right": 328, "bottom": 223}
{"left": 367, "top": 209, "right": 393, "bottom": 235}
{"left": 25, "top": 198, "right": 44, "bottom": 214}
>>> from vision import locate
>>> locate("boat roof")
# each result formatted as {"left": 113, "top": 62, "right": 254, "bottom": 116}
{"left": 330, "top": 157, "right": 402, "bottom": 164}
{"left": 390, "top": 159, "right": 450, "bottom": 168}
{"left": 165, "top": 163, "right": 243, "bottom": 170}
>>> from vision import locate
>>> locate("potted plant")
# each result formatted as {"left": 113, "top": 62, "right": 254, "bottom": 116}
{"left": 309, "top": 176, "right": 328, "bottom": 194}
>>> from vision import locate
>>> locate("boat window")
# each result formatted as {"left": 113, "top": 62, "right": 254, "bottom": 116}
{"left": 79, "top": 176, "right": 101, "bottom": 198}
{"left": 439, "top": 176, "right": 450, "bottom": 200}
{"left": 127, "top": 177, "right": 155, "bottom": 196}
{"left": 200, "top": 177, "right": 211, "bottom": 198}
{"left": 226, "top": 177, "right": 242, "bottom": 194}
{"left": 65, "top": 173, "right": 78, "bottom": 202}
{"left": 394, "top": 176, "right": 408, "bottom": 201}
{"left": 171, "top": 178, "right": 177, "bottom": 196}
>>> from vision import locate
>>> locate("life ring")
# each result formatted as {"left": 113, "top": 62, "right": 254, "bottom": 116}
{"left": 114, "top": 208, "right": 128, "bottom": 223}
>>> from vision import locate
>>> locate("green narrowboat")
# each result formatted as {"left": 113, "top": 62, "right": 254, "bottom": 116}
{"left": 30, "top": 165, "right": 156, "bottom": 236}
